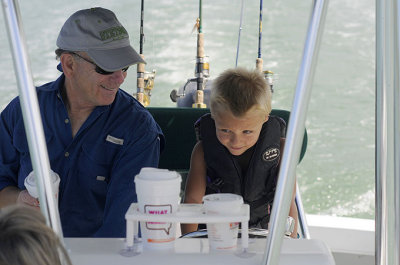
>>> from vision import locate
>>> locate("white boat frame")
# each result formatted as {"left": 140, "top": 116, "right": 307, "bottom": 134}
{"left": 1, "top": 0, "right": 399, "bottom": 264}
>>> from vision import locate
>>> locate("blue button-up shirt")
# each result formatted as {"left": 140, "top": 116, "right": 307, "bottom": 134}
{"left": 0, "top": 74, "right": 164, "bottom": 237}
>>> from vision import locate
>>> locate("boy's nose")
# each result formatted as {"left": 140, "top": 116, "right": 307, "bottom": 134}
{"left": 230, "top": 134, "right": 240, "bottom": 144}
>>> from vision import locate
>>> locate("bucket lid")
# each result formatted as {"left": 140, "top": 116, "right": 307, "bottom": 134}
{"left": 24, "top": 170, "right": 60, "bottom": 198}
{"left": 203, "top": 193, "right": 243, "bottom": 210}
{"left": 135, "top": 167, "right": 181, "bottom": 182}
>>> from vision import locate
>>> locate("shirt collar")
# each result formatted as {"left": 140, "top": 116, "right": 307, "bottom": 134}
{"left": 49, "top": 67, "right": 114, "bottom": 113}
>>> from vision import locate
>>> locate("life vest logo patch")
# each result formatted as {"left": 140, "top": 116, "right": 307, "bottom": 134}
{"left": 263, "top": 147, "right": 280, "bottom": 162}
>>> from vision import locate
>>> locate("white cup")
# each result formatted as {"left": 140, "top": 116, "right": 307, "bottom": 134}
{"left": 203, "top": 193, "right": 244, "bottom": 251}
{"left": 24, "top": 170, "right": 60, "bottom": 203}
{"left": 134, "top": 167, "right": 181, "bottom": 250}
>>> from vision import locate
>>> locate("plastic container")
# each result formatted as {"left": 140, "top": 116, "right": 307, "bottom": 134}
{"left": 24, "top": 170, "right": 60, "bottom": 203}
{"left": 134, "top": 167, "right": 181, "bottom": 250}
{"left": 203, "top": 193, "right": 244, "bottom": 250}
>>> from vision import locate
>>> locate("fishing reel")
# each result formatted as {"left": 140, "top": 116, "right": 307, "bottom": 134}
{"left": 170, "top": 56, "right": 210, "bottom": 104}
{"left": 135, "top": 69, "right": 156, "bottom": 107}
{"left": 142, "top": 70, "right": 156, "bottom": 107}
{"left": 170, "top": 78, "right": 196, "bottom": 102}
{"left": 263, "top": 70, "right": 275, "bottom": 93}
{"left": 170, "top": 77, "right": 209, "bottom": 102}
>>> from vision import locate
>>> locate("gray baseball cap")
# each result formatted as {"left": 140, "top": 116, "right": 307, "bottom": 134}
{"left": 57, "top": 7, "right": 145, "bottom": 72}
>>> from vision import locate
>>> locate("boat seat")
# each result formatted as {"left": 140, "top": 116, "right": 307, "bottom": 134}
{"left": 147, "top": 107, "right": 308, "bottom": 178}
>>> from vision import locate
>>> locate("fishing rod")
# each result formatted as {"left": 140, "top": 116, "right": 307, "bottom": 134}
{"left": 136, "top": 0, "right": 145, "bottom": 105}
{"left": 193, "top": 0, "right": 207, "bottom": 108}
{"left": 235, "top": 0, "right": 245, "bottom": 67}
{"left": 139, "top": 0, "right": 144, "bottom": 55}
{"left": 256, "top": 0, "right": 263, "bottom": 72}
{"left": 255, "top": 0, "right": 274, "bottom": 93}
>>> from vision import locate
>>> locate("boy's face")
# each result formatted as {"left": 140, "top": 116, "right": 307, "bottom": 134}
{"left": 213, "top": 108, "right": 268, "bottom": 156}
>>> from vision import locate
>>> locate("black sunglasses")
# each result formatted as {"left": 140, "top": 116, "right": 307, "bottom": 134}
{"left": 69, "top": 52, "right": 129, "bottom": 75}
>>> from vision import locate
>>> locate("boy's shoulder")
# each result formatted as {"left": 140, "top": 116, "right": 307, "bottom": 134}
{"left": 267, "top": 115, "right": 286, "bottom": 137}
{"left": 194, "top": 113, "right": 213, "bottom": 141}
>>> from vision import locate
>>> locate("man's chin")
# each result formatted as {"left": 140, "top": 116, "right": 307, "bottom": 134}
{"left": 99, "top": 94, "right": 117, "bottom": 105}
{"left": 97, "top": 99, "right": 115, "bottom": 106}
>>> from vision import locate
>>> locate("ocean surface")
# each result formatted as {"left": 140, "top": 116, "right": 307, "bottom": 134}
{"left": 0, "top": 0, "right": 375, "bottom": 219}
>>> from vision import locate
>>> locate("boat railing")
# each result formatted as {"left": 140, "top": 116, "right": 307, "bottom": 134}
{"left": 1, "top": 0, "right": 64, "bottom": 240}
{"left": 295, "top": 185, "right": 310, "bottom": 239}
{"left": 376, "top": 1, "right": 400, "bottom": 264}
{"left": 262, "top": 0, "right": 329, "bottom": 264}
{"left": 1, "top": 0, "right": 331, "bottom": 263}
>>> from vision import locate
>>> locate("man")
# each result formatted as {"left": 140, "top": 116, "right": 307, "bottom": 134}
{"left": 0, "top": 7, "right": 164, "bottom": 237}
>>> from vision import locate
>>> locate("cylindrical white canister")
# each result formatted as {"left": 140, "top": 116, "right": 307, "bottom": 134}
{"left": 203, "top": 193, "right": 244, "bottom": 251}
{"left": 24, "top": 170, "right": 60, "bottom": 203}
{"left": 134, "top": 167, "right": 181, "bottom": 250}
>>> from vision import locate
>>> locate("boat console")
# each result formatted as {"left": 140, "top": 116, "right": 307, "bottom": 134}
{"left": 66, "top": 202, "right": 335, "bottom": 265}
{"left": 66, "top": 235, "right": 335, "bottom": 265}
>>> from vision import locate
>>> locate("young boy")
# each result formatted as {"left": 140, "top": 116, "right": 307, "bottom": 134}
{"left": 182, "top": 67, "right": 298, "bottom": 237}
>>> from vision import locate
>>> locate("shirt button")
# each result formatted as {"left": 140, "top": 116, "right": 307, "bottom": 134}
{"left": 64, "top": 119, "right": 69, "bottom": 124}
{"left": 64, "top": 152, "right": 69, "bottom": 157}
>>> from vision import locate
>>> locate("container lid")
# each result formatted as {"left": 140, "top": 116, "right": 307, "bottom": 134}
{"left": 135, "top": 167, "right": 181, "bottom": 182}
{"left": 203, "top": 193, "right": 243, "bottom": 205}
{"left": 203, "top": 193, "right": 243, "bottom": 214}
{"left": 24, "top": 170, "right": 60, "bottom": 198}
{"left": 203, "top": 193, "right": 243, "bottom": 210}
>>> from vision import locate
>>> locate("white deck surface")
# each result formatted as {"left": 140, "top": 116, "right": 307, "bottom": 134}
{"left": 306, "top": 214, "right": 375, "bottom": 265}
{"left": 65, "top": 237, "right": 335, "bottom": 265}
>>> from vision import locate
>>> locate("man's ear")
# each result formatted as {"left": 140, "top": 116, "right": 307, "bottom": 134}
{"left": 60, "top": 53, "right": 75, "bottom": 78}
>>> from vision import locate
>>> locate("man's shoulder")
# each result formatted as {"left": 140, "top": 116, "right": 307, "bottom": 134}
{"left": 1, "top": 95, "right": 22, "bottom": 119}
{"left": 112, "top": 90, "right": 161, "bottom": 131}
{"left": 115, "top": 89, "right": 142, "bottom": 106}
{"left": 114, "top": 90, "right": 152, "bottom": 117}
{"left": 36, "top": 75, "right": 64, "bottom": 93}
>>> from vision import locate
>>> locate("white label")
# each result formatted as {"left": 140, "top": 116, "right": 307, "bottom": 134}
{"left": 106, "top": 135, "right": 124, "bottom": 145}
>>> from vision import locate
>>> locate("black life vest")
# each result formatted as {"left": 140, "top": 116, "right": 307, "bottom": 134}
{"left": 196, "top": 113, "right": 286, "bottom": 228}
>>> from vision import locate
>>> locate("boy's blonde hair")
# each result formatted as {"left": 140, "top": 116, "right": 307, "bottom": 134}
{"left": 210, "top": 67, "right": 272, "bottom": 117}
{"left": 0, "top": 205, "right": 72, "bottom": 265}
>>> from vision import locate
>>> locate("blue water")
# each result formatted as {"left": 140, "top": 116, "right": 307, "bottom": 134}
{"left": 0, "top": 0, "right": 375, "bottom": 219}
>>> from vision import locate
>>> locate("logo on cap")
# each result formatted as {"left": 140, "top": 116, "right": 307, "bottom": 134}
{"left": 262, "top": 147, "right": 280, "bottom": 162}
{"left": 100, "top": 26, "right": 128, "bottom": 43}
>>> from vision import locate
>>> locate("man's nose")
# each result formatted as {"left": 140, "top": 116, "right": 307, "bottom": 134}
{"left": 109, "top": 70, "right": 126, "bottom": 84}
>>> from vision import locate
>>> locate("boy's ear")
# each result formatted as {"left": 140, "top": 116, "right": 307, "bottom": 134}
{"left": 264, "top": 115, "right": 269, "bottom": 122}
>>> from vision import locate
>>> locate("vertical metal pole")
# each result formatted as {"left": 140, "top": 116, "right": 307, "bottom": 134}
{"left": 376, "top": 0, "right": 400, "bottom": 264}
{"left": 261, "top": 0, "right": 328, "bottom": 264}
{"left": 295, "top": 185, "right": 311, "bottom": 239}
{"left": 375, "top": 0, "right": 384, "bottom": 263}
{"left": 1, "top": 0, "right": 64, "bottom": 239}
{"left": 395, "top": 0, "right": 400, "bottom": 257}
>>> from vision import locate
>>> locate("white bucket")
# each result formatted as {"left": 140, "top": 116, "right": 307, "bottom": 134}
{"left": 203, "top": 193, "right": 244, "bottom": 251}
{"left": 134, "top": 167, "right": 181, "bottom": 250}
{"left": 24, "top": 170, "right": 60, "bottom": 203}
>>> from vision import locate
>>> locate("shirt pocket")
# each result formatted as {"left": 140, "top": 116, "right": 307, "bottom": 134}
{"left": 79, "top": 141, "right": 122, "bottom": 198}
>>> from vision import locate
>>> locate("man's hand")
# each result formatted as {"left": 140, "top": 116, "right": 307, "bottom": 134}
{"left": 17, "top": 190, "right": 40, "bottom": 208}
